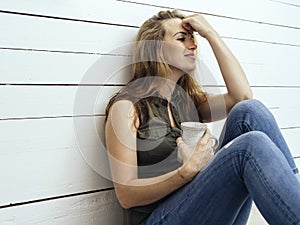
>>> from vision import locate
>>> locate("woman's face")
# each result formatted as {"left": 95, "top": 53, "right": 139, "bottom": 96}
{"left": 162, "top": 18, "right": 198, "bottom": 78}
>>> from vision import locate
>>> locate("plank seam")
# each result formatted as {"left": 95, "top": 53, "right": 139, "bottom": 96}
{"left": 116, "top": 0, "right": 300, "bottom": 30}
{"left": 0, "top": 187, "right": 115, "bottom": 209}
{"left": 222, "top": 36, "right": 300, "bottom": 48}
{"left": 0, "top": 9, "right": 139, "bottom": 28}
{"left": 0, "top": 47, "right": 133, "bottom": 57}
{"left": 2, "top": 84, "right": 300, "bottom": 88}
{"left": 268, "top": 0, "right": 300, "bottom": 7}
{"left": 0, "top": 114, "right": 104, "bottom": 121}
{"left": 0, "top": 114, "right": 300, "bottom": 132}
{"left": 0, "top": 83, "right": 125, "bottom": 86}
{"left": 281, "top": 126, "right": 300, "bottom": 130}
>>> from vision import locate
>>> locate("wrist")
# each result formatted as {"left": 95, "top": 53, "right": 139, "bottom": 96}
{"left": 177, "top": 168, "right": 192, "bottom": 182}
{"left": 204, "top": 30, "right": 219, "bottom": 42}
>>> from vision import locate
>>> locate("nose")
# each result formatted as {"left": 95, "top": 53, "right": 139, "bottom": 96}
{"left": 190, "top": 42, "right": 197, "bottom": 50}
{"left": 186, "top": 38, "right": 197, "bottom": 50}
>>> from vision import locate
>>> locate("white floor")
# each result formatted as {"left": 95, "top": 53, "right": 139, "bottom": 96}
{"left": 247, "top": 204, "right": 268, "bottom": 225}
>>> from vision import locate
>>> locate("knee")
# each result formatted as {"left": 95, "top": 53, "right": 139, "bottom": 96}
{"left": 236, "top": 131, "right": 275, "bottom": 155}
{"left": 233, "top": 99, "right": 266, "bottom": 113}
{"left": 243, "top": 131, "right": 270, "bottom": 144}
{"left": 229, "top": 99, "right": 271, "bottom": 119}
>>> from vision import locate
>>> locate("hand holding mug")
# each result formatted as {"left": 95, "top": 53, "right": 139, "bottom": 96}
{"left": 177, "top": 122, "right": 218, "bottom": 163}
{"left": 176, "top": 129, "right": 215, "bottom": 179}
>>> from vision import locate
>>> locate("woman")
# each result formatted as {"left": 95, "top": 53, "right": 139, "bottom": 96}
{"left": 105, "top": 10, "right": 300, "bottom": 225}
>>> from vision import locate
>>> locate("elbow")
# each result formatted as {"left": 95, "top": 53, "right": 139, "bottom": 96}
{"left": 242, "top": 90, "right": 253, "bottom": 100}
{"left": 114, "top": 185, "right": 135, "bottom": 209}
{"left": 245, "top": 88, "right": 253, "bottom": 99}
{"left": 237, "top": 89, "right": 253, "bottom": 102}
{"left": 119, "top": 200, "right": 131, "bottom": 209}
{"left": 118, "top": 195, "right": 132, "bottom": 209}
{"left": 229, "top": 90, "right": 253, "bottom": 109}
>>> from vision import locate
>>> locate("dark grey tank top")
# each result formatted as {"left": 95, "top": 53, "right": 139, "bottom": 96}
{"left": 123, "top": 95, "right": 201, "bottom": 225}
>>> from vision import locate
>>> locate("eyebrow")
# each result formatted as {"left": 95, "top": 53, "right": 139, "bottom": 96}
{"left": 173, "top": 31, "right": 188, "bottom": 37}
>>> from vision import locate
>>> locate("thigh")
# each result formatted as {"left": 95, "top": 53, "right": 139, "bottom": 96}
{"left": 142, "top": 131, "right": 300, "bottom": 225}
{"left": 218, "top": 99, "right": 298, "bottom": 173}
{"left": 142, "top": 144, "right": 250, "bottom": 225}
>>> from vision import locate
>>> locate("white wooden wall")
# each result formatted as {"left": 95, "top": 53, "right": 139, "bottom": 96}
{"left": 0, "top": 0, "right": 299, "bottom": 224}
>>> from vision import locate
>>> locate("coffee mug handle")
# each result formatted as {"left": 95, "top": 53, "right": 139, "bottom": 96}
{"left": 210, "top": 136, "right": 219, "bottom": 151}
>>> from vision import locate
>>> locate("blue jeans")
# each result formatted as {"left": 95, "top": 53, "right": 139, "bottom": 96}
{"left": 141, "top": 99, "right": 300, "bottom": 225}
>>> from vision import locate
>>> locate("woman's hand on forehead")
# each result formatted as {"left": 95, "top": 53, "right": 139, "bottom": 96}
{"left": 181, "top": 21, "right": 195, "bottom": 34}
{"left": 182, "top": 14, "right": 216, "bottom": 39}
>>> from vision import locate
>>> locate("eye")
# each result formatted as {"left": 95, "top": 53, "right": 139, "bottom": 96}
{"left": 177, "top": 37, "right": 186, "bottom": 42}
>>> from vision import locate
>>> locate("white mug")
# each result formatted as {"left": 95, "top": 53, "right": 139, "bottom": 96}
{"left": 178, "top": 122, "right": 219, "bottom": 163}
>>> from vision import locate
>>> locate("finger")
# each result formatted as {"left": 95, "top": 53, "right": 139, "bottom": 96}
{"left": 182, "top": 18, "right": 195, "bottom": 30}
{"left": 207, "top": 147, "right": 214, "bottom": 154}
{"left": 194, "top": 129, "right": 212, "bottom": 152}
{"left": 200, "top": 128, "right": 211, "bottom": 144}
{"left": 177, "top": 140, "right": 184, "bottom": 147}
{"left": 176, "top": 138, "right": 185, "bottom": 148}
{"left": 176, "top": 137, "right": 183, "bottom": 145}
{"left": 182, "top": 15, "right": 196, "bottom": 23}
{"left": 182, "top": 23, "right": 194, "bottom": 33}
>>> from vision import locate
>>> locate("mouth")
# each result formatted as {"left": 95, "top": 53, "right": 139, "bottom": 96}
{"left": 184, "top": 53, "right": 196, "bottom": 60}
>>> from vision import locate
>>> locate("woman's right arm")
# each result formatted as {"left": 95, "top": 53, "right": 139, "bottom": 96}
{"left": 105, "top": 100, "right": 213, "bottom": 209}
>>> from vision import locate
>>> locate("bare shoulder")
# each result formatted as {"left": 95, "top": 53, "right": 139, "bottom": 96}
{"left": 105, "top": 99, "right": 138, "bottom": 141}
{"left": 107, "top": 99, "right": 136, "bottom": 123}
{"left": 105, "top": 99, "right": 138, "bottom": 166}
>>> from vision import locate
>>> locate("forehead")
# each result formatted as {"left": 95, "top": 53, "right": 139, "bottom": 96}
{"left": 163, "top": 18, "right": 186, "bottom": 36}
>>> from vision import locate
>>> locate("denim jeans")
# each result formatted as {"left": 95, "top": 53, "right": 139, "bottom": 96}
{"left": 141, "top": 99, "right": 300, "bottom": 225}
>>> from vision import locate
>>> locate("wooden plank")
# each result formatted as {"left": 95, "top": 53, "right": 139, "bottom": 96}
{"left": 133, "top": 0, "right": 300, "bottom": 28}
{"left": 0, "top": 85, "right": 78, "bottom": 119}
{"left": 0, "top": 117, "right": 113, "bottom": 206}
{"left": 0, "top": 50, "right": 132, "bottom": 85}
{"left": 0, "top": 86, "right": 122, "bottom": 119}
{"left": 200, "top": 14, "right": 300, "bottom": 46}
{"left": 0, "top": 13, "right": 137, "bottom": 54}
{"left": 0, "top": 190, "right": 123, "bottom": 225}
{"left": 1, "top": 86, "right": 300, "bottom": 128}
{"left": 0, "top": 50, "right": 99, "bottom": 84}
{"left": 255, "top": 87, "right": 300, "bottom": 105}
{"left": 0, "top": 0, "right": 299, "bottom": 30}
{"left": 0, "top": 0, "right": 154, "bottom": 28}
{"left": 0, "top": 8, "right": 299, "bottom": 54}
{"left": 296, "top": 158, "right": 300, "bottom": 169}
{"left": 269, "top": 107, "right": 300, "bottom": 129}
{"left": 208, "top": 120, "right": 300, "bottom": 158}
{"left": 1, "top": 38, "right": 300, "bottom": 86}
{"left": 197, "top": 38, "right": 300, "bottom": 87}
{"left": 194, "top": 86, "right": 300, "bottom": 129}
{"left": 282, "top": 128, "right": 300, "bottom": 157}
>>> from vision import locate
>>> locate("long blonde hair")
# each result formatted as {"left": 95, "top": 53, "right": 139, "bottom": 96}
{"left": 105, "top": 10, "right": 207, "bottom": 124}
